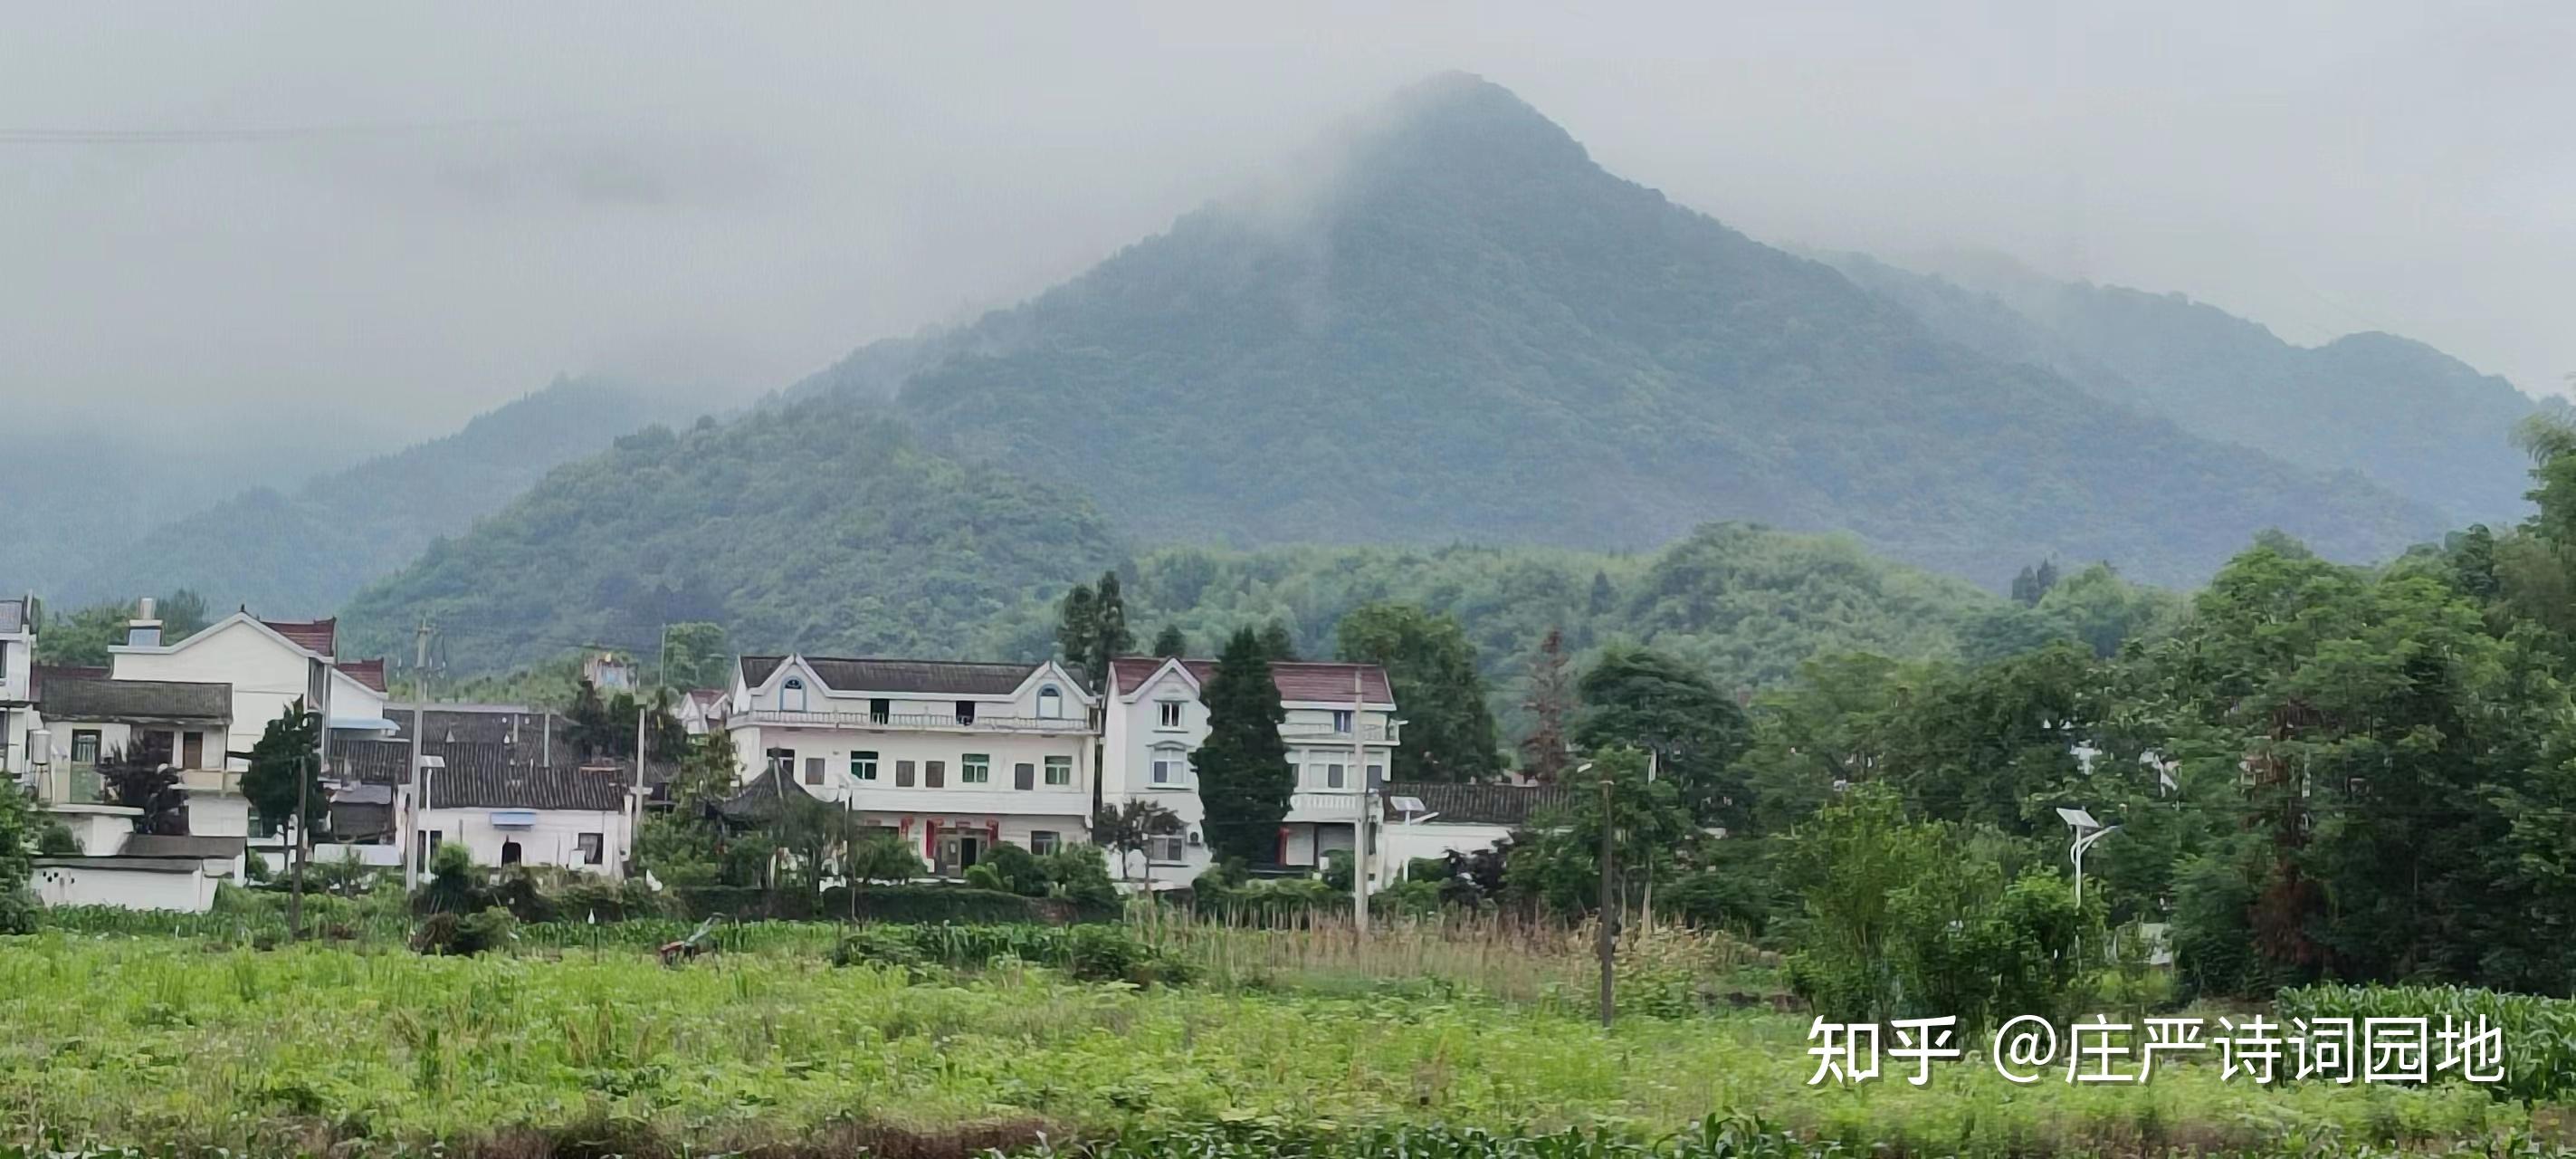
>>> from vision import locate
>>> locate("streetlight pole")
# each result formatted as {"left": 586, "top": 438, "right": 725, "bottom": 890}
{"left": 2056, "top": 806, "right": 2119, "bottom": 959}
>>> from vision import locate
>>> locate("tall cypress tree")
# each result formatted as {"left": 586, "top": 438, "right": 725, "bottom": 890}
{"left": 1195, "top": 627, "right": 1290, "bottom": 864}
{"left": 1150, "top": 624, "right": 1188, "bottom": 657}
{"left": 1088, "top": 571, "right": 1135, "bottom": 683}
{"left": 1055, "top": 582, "right": 1097, "bottom": 670}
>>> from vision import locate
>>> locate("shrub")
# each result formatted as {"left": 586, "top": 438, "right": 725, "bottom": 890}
{"left": 413, "top": 905, "right": 518, "bottom": 956}
{"left": 828, "top": 922, "right": 1189, "bottom": 985}
{"left": 1039, "top": 848, "right": 1119, "bottom": 908}
{"left": 35, "top": 819, "right": 81, "bottom": 857}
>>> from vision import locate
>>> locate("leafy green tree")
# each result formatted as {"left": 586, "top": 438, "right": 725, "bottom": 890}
{"left": 1573, "top": 645, "right": 1751, "bottom": 830}
{"left": 1502, "top": 746, "right": 1694, "bottom": 915}
{"left": 96, "top": 747, "right": 186, "bottom": 836}
{"left": 567, "top": 679, "right": 616, "bottom": 759}
{"left": 157, "top": 589, "right": 210, "bottom": 641}
{"left": 31, "top": 602, "right": 128, "bottom": 667}
{"left": 1150, "top": 624, "right": 1188, "bottom": 657}
{"left": 1194, "top": 627, "right": 1292, "bottom": 863}
{"left": 664, "top": 731, "right": 741, "bottom": 806}
{"left": 843, "top": 829, "right": 924, "bottom": 886}
{"left": 1335, "top": 602, "right": 1500, "bottom": 782}
{"left": 1092, "top": 798, "right": 1181, "bottom": 881}
{"left": 659, "top": 621, "right": 731, "bottom": 689}
{"left": 1257, "top": 620, "right": 1298, "bottom": 662}
{"left": 242, "top": 701, "right": 324, "bottom": 837}
{"left": 0, "top": 770, "right": 36, "bottom": 933}
{"left": 1054, "top": 572, "right": 1135, "bottom": 691}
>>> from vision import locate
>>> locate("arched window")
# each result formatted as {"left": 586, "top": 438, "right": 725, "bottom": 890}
{"left": 500, "top": 841, "right": 523, "bottom": 866}
{"left": 1037, "top": 685, "right": 1064, "bottom": 719}
{"left": 783, "top": 676, "right": 807, "bottom": 712}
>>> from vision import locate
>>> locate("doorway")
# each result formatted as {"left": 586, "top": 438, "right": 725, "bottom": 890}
{"left": 935, "top": 831, "right": 985, "bottom": 877}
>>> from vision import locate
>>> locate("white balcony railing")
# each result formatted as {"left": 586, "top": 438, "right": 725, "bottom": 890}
{"left": 1279, "top": 721, "right": 1400, "bottom": 744}
{"left": 1285, "top": 791, "right": 1367, "bottom": 822}
{"left": 739, "top": 708, "right": 1095, "bottom": 735}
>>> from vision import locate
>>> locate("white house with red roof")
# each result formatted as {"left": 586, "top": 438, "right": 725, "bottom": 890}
{"left": 723, "top": 654, "right": 1098, "bottom": 876}
{"left": 109, "top": 606, "right": 395, "bottom": 772}
{"left": 1102, "top": 656, "right": 1398, "bottom": 883}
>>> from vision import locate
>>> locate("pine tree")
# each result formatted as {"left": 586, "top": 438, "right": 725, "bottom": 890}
{"left": 1151, "top": 624, "right": 1188, "bottom": 657}
{"left": 1055, "top": 582, "right": 1096, "bottom": 670}
{"left": 1587, "top": 570, "right": 1616, "bottom": 618}
{"left": 242, "top": 701, "right": 325, "bottom": 837}
{"left": 1519, "top": 627, "right": 1575, "bottom": 783}
{"left": 1195, "top": 627, "right": 1291, "bottom": 864}
{"left": 1087, "top": 571, "right": 1135, "bottom": 686}
{"left": 1257, "top": 620, "right": 1298, "bottom": 661}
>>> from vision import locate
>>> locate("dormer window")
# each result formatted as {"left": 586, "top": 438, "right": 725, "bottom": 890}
{"left": 1038, "top": 685, "right": 1064, "bottom": 719}
{"left": 1158, "top": 701, "right": 1184, "bottom": 729}
{"left": 782, "top": 677, "right": 808, "bottom": 712}
{"left": 1331, "top": 709, "right": 1355, "bottom": 734}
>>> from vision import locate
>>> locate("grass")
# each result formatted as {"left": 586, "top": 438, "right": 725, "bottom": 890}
{"left": 0, "top": 930, "right": 2546, "bottom": 1158}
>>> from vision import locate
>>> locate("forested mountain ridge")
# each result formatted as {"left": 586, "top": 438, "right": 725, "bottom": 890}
{"left": 846, "top": 73, "right": 2442, "bottom": 589}
{"left": 52, "top": 376, "right": 676, "bottom": 616}
{"left": 1830, "top": 251, "right": 2541, "bottom": 526}
{"left": 337, "top": 402, "right": 1127, "bottom": 672}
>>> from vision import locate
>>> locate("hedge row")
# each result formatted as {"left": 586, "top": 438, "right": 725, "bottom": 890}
{"left": 670, "top": 884, "right": 1119, "bottom": 924}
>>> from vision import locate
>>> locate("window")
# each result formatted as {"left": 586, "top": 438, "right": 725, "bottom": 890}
{"left": 416, "top": 829, "right": 444, "bottom": 871}
{"left": 577, "top": 832, "right": 605, "bottom": 866}
{"left": 870, "top": 697, "right": 891, "bottom": 724}
{"left": 955, "top": 701, "right": 977, "bottom": 726}
{"left": 1150, "top": 747, "right": 1184, "bottom": 786}
{"left": 1014, "top": 761, "right": 1035, "bottom": 790}
{"left": 71, "top": 729, "right": 100, "bottom": 764}
{"left": 1037, "top": 685, "right": 1064, "bottom": 719}
{"left": 961, "top": 753, "right": 990, "bottom": 784}
{"left": 1326, "top": 762, "right": 1346, "bottom": 790}
{"left": 182, "top": 732, "right": 205, "bottom": 769}
{"left": 1331, "top": 709, "right": 1355, "bottom": 734}
{"left": 1367, "top": 763, "right": 1384, "bottom": 789}
{"left": 1029, "top": 830, "right": 1062, "bottom": 856}
{"left": 1145, "top": 834, "right": 1186, "bottom": 863}
{"left": 768, "top": 748, "right": 797, "bottom": 777}
{"left": 850, "top": 751, "right": 879, "bottom": 781}
{"left": 804, "top": 756, "right": 826, "bottom": 785}
{"left": 782, "top": 677, "right": 808, "bottom": 712}
{"left": 1045, "top": 754, "right": 1073, "bottom": 786}
{"left": 895, "top": 760, "right": 916, "bottom": 788}
{"left": 500, "top": 840, "right": 523, "bottom": 866}
{"left": 1158, "top": 701, "right": 1185, "bottom": 729}
{"left": 925, "top": 760, "right": 946, "bottom": 789}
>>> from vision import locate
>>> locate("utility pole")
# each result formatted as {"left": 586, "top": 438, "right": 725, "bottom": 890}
{"left": 405, "top": 620, "right": 431, "bottom": 895}
{"left": 289, "top": 752, "right": 309, "bottom": 941}
{"left": 1350, "top": 669, "right": 1369, "bottom": 934}
{"left": 1597, "top": 761, "right": 1616, "bottom": 1029}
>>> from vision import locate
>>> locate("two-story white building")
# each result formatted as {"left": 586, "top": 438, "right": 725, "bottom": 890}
{"left": 108, "top": 606, "right": 396, "bottom": 772}
{"left": 1102, "top": 656, "right": 1397, "bottom": 882}
{"left": 0, "top": 594, "right": 34, "bottom": 777}
{"left": 723, "top": 655, "right": 1097, "bottom": 876}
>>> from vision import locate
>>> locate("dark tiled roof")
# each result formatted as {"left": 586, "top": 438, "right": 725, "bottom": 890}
{"left": 708, "top": 765, "right": 822, "bottom": 824}
{"left": 262, "top": 618, "right": 337, "bottom": 656}
{"left": 335, "top": 659, "right": 387, "bottom": 693}
{"left": 1110, "top": 657, "right": 1393, "bottom": 704}
{"left": 335, "top": 739, "right": 635, "bottom": 810}
{"left": 31, "top": 665, "right": 109, "bottom": 697}
{"left": 121, "top": 834, "right": 249, "bottom": 859}
{"left": 38, "top": 676, "right": 232, "bottom": 724}
{"left": 1382, "top": 781, "right": 1573, "bottom": 828}
{"left": 739, "top": 656, "right": 1054, "bottom": 696}
{"left": 383, "top": 704, "right": 572, "bottom": 748}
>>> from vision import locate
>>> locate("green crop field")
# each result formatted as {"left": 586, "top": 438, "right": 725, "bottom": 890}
{"left": 0, "top": 924, "right": 2555, "bottom": 1159}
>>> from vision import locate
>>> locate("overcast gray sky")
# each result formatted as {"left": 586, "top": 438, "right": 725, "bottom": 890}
{"left": 4, "top": 1, "right": 2569, "bottom": 457}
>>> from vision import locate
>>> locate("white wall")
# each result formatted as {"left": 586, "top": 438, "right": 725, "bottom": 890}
{"left": 184, "top": 792, "right": 250, "bottom": 838}
{"left": 113, "top": 619, "right": 313, "bottom": 770}
{"left": 0, "top": 627, "right": 31, "bottom": 705}
{"left": 1381, "top": 821, "right": 1514, "bottom": 876}
{"left": 34, "top": 863, "right": 217, "bottom": 912}
{"left": 730, "top": 722, "right": 1093, "bottom": 819}
{"left": 416, "top": 805, "right": 632, "bottom": 878}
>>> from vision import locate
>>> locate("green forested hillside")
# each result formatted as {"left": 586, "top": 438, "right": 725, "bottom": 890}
{"left": 56, "top": 377, "right": 675, "bottom": 616}
{"left": 874, "top": 73, "right": 2438, "bottom": 588}
{"left": 972, "top": 522, "right": 2174, "bottom": 735}
{"left": 338, "top": 402, "right": 1124, "bottom": 671}
{"left": 1831, "top": 251, "right": 2541, "bottom": 526}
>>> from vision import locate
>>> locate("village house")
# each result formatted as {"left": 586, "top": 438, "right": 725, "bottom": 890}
{"left": 676, "top": 688, "right": 729, "bottom": 735}
{"left": 0, "top": 594, "right": 33, "bottom": 777}
{"left": 1100, "top": 656, "right": 1398, "bottom": 883}
{"left": 106, "top": 602, "right": 397, "bottom": 774}
{"left": 721, "top": 655, "right": 1096, "bottom": 876}
{"left": 336, "top": 739, "right": 638, "bottom": 876}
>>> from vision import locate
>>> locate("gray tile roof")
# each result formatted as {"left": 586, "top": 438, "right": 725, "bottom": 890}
{"left": 120, "top": 834, "right": 249, "bottom": 859}
{"left": 38, "top": 676, "right": 232, "bottom": 725}
{"left": 334, "top": 739, "right": 634, "bottom": 811}
{"left": 382, "top": 703, "right": 573, "bottom": 748}
{"left": 739, "top": 656, "right": 1056, "bottom": 697}
{"left": 1382, "top": 781, "right": 1573, "bottom": 828}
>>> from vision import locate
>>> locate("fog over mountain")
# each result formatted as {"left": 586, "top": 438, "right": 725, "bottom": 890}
{"left": 5, "top": 3, "right": 2567, "bottom": 476}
